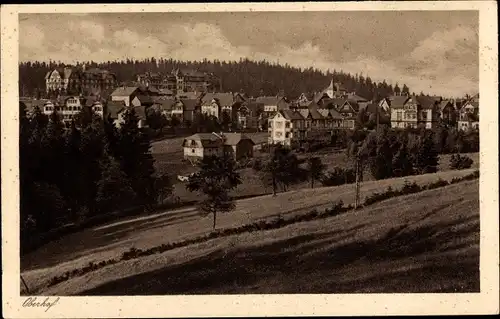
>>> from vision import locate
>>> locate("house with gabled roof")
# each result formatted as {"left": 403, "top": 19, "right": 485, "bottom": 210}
{"left": 200, "top": 92, "right": 235, "bottom": 119}
{"left": 110, "top": 86, "right": 142, "bottom": 107}
{"left": 458, "top": 94, "right": 479, "bottom": 131}
{"left": 390, "top": 94, "right": 440, "bottom": 129}
{"left": 336, "top": 100, "right": 359, "bottom": 129}
{"left": 169, "top": 98, "right": 201, "bottom": 124}
{"left": 256, "top": 95, "right": 291, "bottom": 114}
{"left": 182, "top": 132, "right": 255, "bottom": 161}
{"left": 438, "top": 99, "right": 457, "bottom": 126}
{"left": 268, "top": 109, "right": 306, "bottom": 146}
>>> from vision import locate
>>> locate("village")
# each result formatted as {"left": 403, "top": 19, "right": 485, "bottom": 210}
{"left": 20, "top": 64, "right": 479, "bottom": 163}
{"left": 12, "top": 7, "right": 490, "bottom": 301}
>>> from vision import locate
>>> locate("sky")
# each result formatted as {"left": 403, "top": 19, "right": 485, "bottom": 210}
{"left": 19, "top": 11, "right": 479, "bottom": 97}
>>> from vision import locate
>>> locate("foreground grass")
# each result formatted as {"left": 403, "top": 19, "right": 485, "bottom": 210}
{"left": 24, "top": 171, "right": 476, "bottom": 298}
{"left": 41, "top": 179, "right": 479, "bottom": 295}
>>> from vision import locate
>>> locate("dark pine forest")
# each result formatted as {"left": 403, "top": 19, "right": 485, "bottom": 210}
{"left": 19, "top": 58, "right": 411, "bottom": 99}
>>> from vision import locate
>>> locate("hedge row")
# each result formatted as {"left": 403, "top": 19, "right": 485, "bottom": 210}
{"left": 47, "top": 200, "right": 349, "bottom": 288}
{"left": 364, "top": 170, "right": 479, "bottom": 206}
{"left": 46, "top": 170, "right": 479, "bottom": 289}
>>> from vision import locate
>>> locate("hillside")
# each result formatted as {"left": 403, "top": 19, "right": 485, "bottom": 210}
{"left": 42, "top": 179, "right": 479, "bottom": 295}
{"left": 20, "top": 58, "right": 410, "bottom": 99}
{"left": 21, "top": 169, "right": 478, "bottom": 295}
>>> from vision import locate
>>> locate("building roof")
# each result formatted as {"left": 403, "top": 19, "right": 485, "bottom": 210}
{"left": 416, "top": 95, "right": 438, "bottom": 110}
{"left": 110, "top": 86, "right": 140, "bottom": 97}
{"left": 180, "top": 98, "right": 200, "bottom": 111}
{"left": 343, "top": 101, "right": 360, "bottom": 112}
{"left": 389, "top": 95, "right": 410, "bottom": 109}
{"left": 152, "top": 98, "right": 177, "bottom": 111}
{"left": 183, "top": 133, "right": 223, "bottom": 148}
{"left": 281, "top": 109, "right": 304, "bottom": 121}
{"left": 347, "top": 94, "right": 368, "bottom": 103}
{"left": 328, "top": 108, "right": 344, "bottom": 119}
{"left": 241, "top": 101, "right": 264, "bottom": 114}
{"left": 136, "top": 95, "right": 154, "bottom": 105}
{"left": 438, "top": 100, "right": 454, "bottom": 111}
{"left": 307, "top": 106, "right": 324, "bottom": 120}
{"left": 106, "top": 100, "right": 127, "bottom": 118}
{"left": 202, "top": 92, "right": 234, "bottom": 107}
{"left": 222, "top": 132, "right": 255, "bottom": 146}
{"left": 176, "top": 91, "right": 204, "bottom": 100}
{"left": 256, "top": 96, "right": 280, "bottom": 106}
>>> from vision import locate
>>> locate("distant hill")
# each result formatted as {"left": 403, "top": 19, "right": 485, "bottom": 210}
{"left": 19, "top": 58, "right": 411, "bottom": 100}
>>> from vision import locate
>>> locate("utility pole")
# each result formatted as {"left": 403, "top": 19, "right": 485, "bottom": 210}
{"left": 354, "top": 154, "right": 361, "bottom": 210}
{"left": 21, "top": 275, "right": 30, "bottom": 294}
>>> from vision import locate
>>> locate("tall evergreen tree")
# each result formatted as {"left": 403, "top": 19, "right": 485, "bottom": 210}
{"left": 186, "top": 154, "right": 242, "bottom": 229}
{"left": 115, "top": 108, "right": 156, "bottom": 208}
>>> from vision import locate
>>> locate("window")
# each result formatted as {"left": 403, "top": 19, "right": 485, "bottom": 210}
{"left": 285, "top": 132, "right": 290, "bottom": 138}
{"left": 421, "top": 112, "right": 427, "bottom": 120}
{"left": 396, "top": 111, "right": 402, "bottom": 121}
{"left": 192, "top": 149, "right": 195, "bottom": 153}
{"left": 275, "top": 132, "right": 283, "bottom": 138}
{"left": 276, "top": 121, "right": 283, "bottom": 128}
{"left": 285, "top": 122, "right": 290, "bottom": 128}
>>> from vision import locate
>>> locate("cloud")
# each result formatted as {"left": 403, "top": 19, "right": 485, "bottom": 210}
{"left": 68, "top": 20, "right": 105, "bottom": 43}
{"left": 19, "top": 24, "right": 45, "bottom": 50}
{"left": 19, "top": 20, "right": 478, "bottom": 97}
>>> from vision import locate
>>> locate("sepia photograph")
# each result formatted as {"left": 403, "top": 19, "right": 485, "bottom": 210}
{"left": 2, "top": 2, "right": 499, "bottom": 318}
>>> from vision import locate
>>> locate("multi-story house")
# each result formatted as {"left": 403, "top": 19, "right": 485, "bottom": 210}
{"left": 110, "top": 86, "right": 143, "bottom": 107}
{"left": 45, "top": 65, "right": 117, "bottom": 96}
{"left": 390, "top": 95, "right": 440, "bottom": 129}
{"left": 39, "top": 96, "right": 105, "bottom": 127}
{"left": 457, "top": 94, "right": 479, "bottom": 131}
{"left": 172, "top": 68, "right": 210, "bottom": 93}
{"left": 200, "top": 93, "right": 235, "bottom": 119}
{"left": 136, "top": 72, "right": 177, "bottom": 91}
{"left": 438, "top": 99, "right": 457, "bottom": 126}
{"left": 336, "top": 100, "right": 359, "bottom": 129}
{"left": 80, "top": 67, "right": 117, "bottom": 96}
{"left": 170, "top": 98, "right": 201, "bottom": 123}
{"left": 45, "top": 67, "right": 79, "bottom": 94}
{"left": 113, "top": 106, "right": 148, "bottom": 129}
{"left": 268, "top": 109, "right": 306, "bottom": 146}
{"left": 182, "top": 132, "right": 255, "bottom": 161}
{"left": 235, "top": 101, "right": 265, "bottom": 130}
{"left": 256, "top": 95, "right": 291, "bottom": 115}
{"left": 41, "top": 99, "right": 56, "bottom": 116}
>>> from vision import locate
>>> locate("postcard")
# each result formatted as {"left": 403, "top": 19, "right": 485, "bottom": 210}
{"left": 1, "top": 1, "right": 499, "bottom": 318}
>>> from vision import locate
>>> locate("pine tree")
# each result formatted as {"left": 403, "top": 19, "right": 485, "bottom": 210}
{"left": 115, "top": 108, "right": 156, "bottom": 208}
{"left": 95, "top": 153, "right": 136, "bottom": 214}
{"left": 186, "top": 154, "right": 242, "bottom": 229}
{"left": 306, "top": 156, "right": 326, "bottom": 188}
{"left": 413, "top": 131, "right": 439, "bottom": 174}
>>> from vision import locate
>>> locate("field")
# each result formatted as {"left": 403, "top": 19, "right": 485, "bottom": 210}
{"left": 150, "top": 134, "right": 479, "bottom": 202}
{"left": 37, "top": 179, "right": 479, "bottom": 295}
{"left": 21, "top": 168, "right": 478, "bottom": 295}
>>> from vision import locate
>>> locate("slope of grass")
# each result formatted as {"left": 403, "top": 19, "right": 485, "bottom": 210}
{"left": 41, "top": 179, "right": 479, "bottom": 295}
{"left": 21, "top": 169, "right": 478, "bottom": 295}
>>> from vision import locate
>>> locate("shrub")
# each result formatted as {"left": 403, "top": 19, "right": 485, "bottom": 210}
{"left": 425, "top": 178, "right": 449, "bottom": 190}
{"left": 320, "top": 167, "right": 356, "bottom": 187}
{"left": 450, "top": 154, "right": 474, "bottom": 170}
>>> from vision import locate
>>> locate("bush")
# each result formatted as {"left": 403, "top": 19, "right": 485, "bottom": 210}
{"left": 320, "top": 167, "right": 356, "bottom": 187}
{"left": 450, "top": 154, "right": 474, "bottom": 170}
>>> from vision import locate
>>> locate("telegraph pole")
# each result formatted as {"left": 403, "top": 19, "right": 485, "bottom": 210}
{"left": 354, "top": 153, "right": 361, "bottom": 210}
{"left": 21, "top": 275, "right": 30, "bottom": 294}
